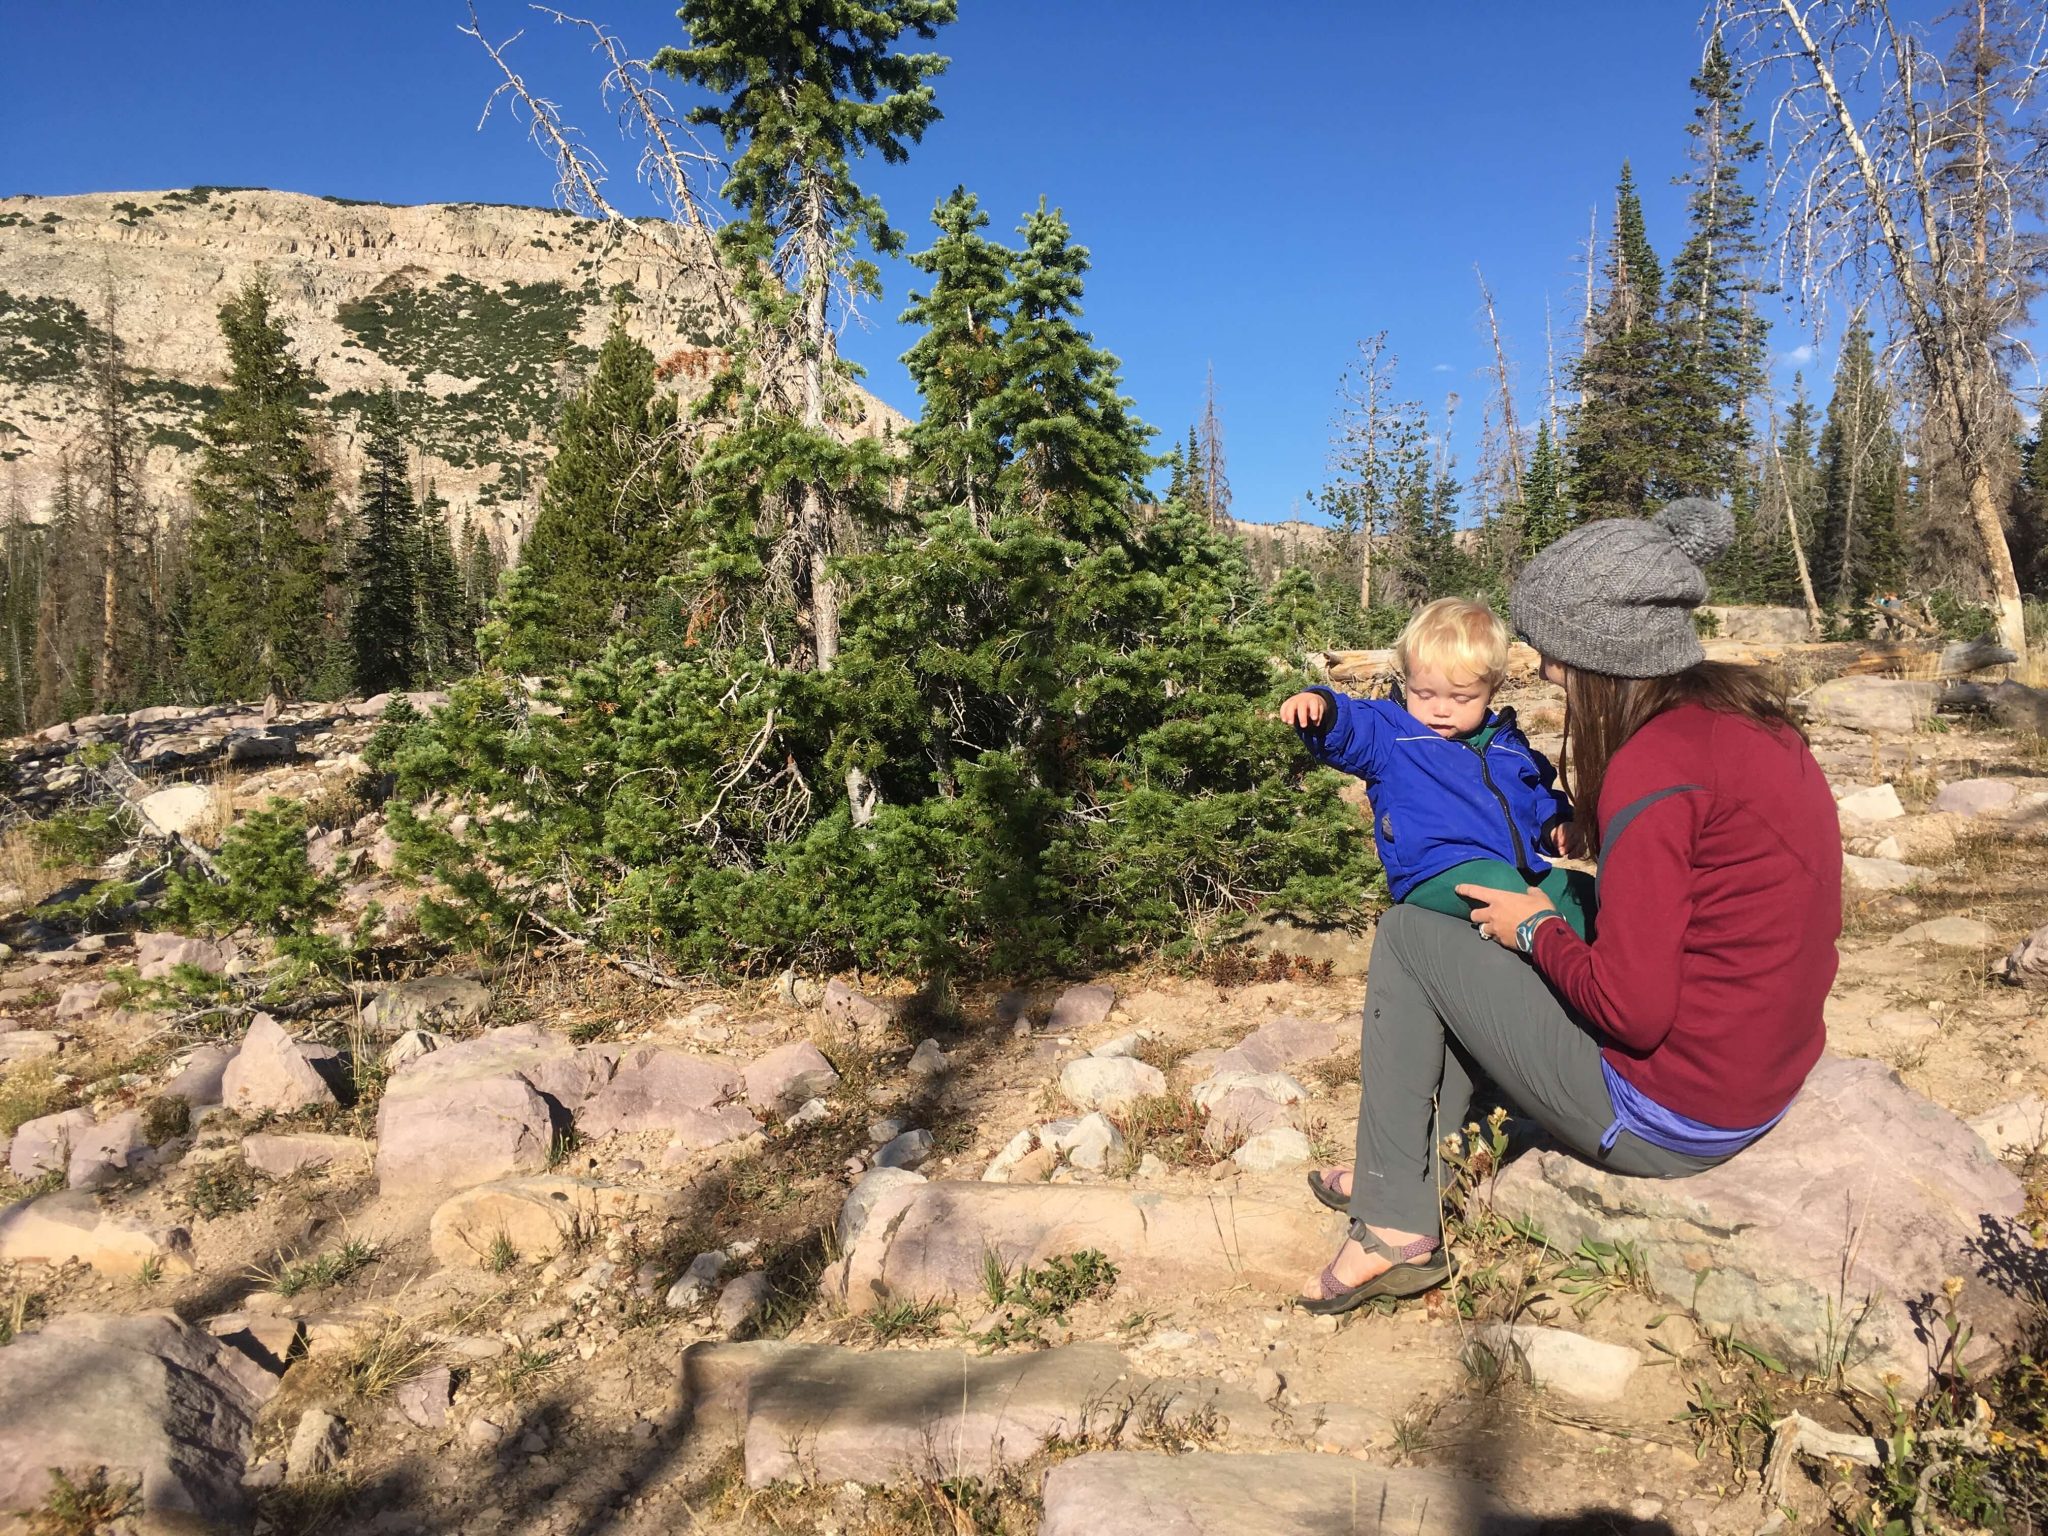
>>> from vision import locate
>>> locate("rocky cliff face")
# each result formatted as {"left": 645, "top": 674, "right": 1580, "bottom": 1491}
{"left": 0, "top": 187, "right": 902, "bottom": 542}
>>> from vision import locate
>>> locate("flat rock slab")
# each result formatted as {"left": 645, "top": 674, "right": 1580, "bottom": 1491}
{"left": 823, "top": 1182, "right": 1332, "bottom": 1314}
{"left": 377, "top": 1067, "right": 555, "bottom": 1198}
{"left": 577, "top": 1045, "right": 756, "bottom": 1147}
{"left": 684, "top": 1341, "right": 1137, "bottom": 1488}
{"left": 1488, "top": 1055, "right": 2027, "bottom": 1395}
{"left": 428, "top": 1176, "right": 682, "bottom": 1268}
{"left": 362, "top": 976, "right": 493, "bottom": 1037}
{"left": 242, "top": 1132, "right": 374, "bottom": 1180}
{"left": 1047, "top": 984, "right": 1116, "bottom": 1034}
{"left": 0, "top": 1311, "right": 279, "bottom": 1531}
{"left": 391, "top": 1024, "right": 613, "bottom": 1115}
{"left": 1188, "top": 1015, "right": 1354, "bottom": 1080}
{"left": 1039, "top": 1452, "right": 1536, "bottom": 1536}
{"left": 0, "top": 1190, "right": 195, "bottom": 1277}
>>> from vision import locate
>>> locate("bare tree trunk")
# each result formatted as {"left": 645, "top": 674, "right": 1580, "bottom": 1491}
{"left": 1477, "top": 265, "right": 1523, "bottom": 513}
{"left": 1763, "top": 398, "right": 1824, "bottom": 631}
{"left": 799, "top": 172, "right": 839, "bottom": 674}
{"left": 1741, "top": 0, "right": 2029, "bottom": 654}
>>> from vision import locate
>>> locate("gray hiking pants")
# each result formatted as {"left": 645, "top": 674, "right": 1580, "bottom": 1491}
{"left": 1348, "top": 904, "right": 1724, "bottom": 1238}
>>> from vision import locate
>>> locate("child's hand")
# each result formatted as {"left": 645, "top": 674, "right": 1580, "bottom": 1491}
{"left": 1280, "top": 691, "right": 1328, "bottom": 729}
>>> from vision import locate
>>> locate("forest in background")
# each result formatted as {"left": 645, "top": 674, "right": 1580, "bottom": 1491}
{"left": 0, "top": 1, "right": 2044, "bottom": 977}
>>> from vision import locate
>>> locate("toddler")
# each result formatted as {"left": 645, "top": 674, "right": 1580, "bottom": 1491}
{"left": 1281, "top": 598, "right": 1593, "bottom": 939}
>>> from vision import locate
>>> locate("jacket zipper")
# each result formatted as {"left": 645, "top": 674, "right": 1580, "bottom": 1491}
{"left": 1468, "top": 739, "right": 1528, "bottom": 873}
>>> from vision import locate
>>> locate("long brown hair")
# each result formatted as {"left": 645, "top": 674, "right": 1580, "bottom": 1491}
{"left": 1560, "top": 661, "right": 1802, "bottom": 857}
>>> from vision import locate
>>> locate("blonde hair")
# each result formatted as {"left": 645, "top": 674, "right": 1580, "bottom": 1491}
{"left": 1393, "top": 598, "right": 1509, "bottom": 689}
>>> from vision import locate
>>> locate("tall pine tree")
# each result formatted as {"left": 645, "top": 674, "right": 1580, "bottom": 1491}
{"left": 1814, "top": 322, "right": 1904, "bottom": 608}
{"left": 347, "top": 390, "right": 419, "bottom": 695}
{"left": 1567, "top": 163, "right": 1669, "bottom": 522}
{"left": 1521, "top": 418, "right": 1569, "bottom": 557}
{"left": 183, "top": 279, "right": 337, "bottom": 702}
{"left": 899, "top": 186, "right": 1011, "bottom": 527}
{"left": 494, "top": 317, "right": 685, "bottom": 672}
{"left": 1663, "top": 35, "right": 1770, "bottom": 502}
{"left": 655, "top": 0, "right": 954, "bottom": 670}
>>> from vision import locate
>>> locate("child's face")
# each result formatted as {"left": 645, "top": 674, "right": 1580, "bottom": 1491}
{"left": 1404, "top": 664, "right": 1493, "bottom": 739}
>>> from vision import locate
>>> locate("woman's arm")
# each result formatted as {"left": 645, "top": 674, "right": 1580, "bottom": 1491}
{"left": 1530, "top": 790, "right": 1702, "bottom": 1051}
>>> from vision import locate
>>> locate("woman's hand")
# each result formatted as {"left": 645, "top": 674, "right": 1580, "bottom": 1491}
{"left": 1279, "top": 691, "right": 1328, "bottom": 729}
{"left": 1455, "top": 883, "right": 1557, "bottom": 951}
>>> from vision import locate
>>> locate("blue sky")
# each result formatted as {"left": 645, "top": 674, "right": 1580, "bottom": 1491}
{"left": 0, "top": 1, "right": 1982, "bottom": 522}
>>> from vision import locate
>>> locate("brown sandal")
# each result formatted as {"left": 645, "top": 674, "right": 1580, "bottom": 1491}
{"left": 1297, "top": 1226, "right": 1448, "bottom": 1316}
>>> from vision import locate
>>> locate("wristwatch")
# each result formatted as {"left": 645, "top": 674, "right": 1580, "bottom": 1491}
{"left": 1515, "top": 911, "right": 1560, "bottom": 954}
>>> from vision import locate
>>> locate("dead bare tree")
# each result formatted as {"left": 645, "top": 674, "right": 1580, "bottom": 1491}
{"left": 1323, "top": 334, "right": 1406, "bottom": 610}
{"left": 1198, "top": 363, "right": 1232, "bottom": 529}
{"left": 1720, "top": 0, "right": 2048, "bottom": 655}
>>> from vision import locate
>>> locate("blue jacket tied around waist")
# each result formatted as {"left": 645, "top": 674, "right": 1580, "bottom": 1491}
{"left": 1297, "top": 687, "right": 1571, "bottom": 901}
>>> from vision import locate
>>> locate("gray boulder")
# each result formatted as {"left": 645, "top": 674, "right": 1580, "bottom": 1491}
{"left": 133, "top": 931, "right": 230, "bottom": 981}
{"left": 376, "top": 1069, "right": 555, "bottom": 1198}
{"left": 577, "top": 1045, "right": 757, "bottom": 1149}
{"left": 1058, "top": 1056, "right": 1165, "bottom": 1113}
{"left": 1803, "top": 677, "right": 1940, "bottom": 734}
{"left": 66, "top": 1108, "right": 150, "bottom": 1189}
{"left": 1047, "top": 983, "right": 1116, "bottom": 1034}
{"left": 742, "top": 1039, "right": 840, "bottom": 1114}
{"left": 8, "top": 1106, "right": 95, "bottom": 1181}
{"left": 1487, "top": 1055, "right": 2028, "bottom": 1395}
{"left": 220, "top": 1014, "right": 339, "bottom": 1114}
{"left": 0, "top": 1311, "right": 278, "bottom": 1529}
{"left": 163, "top": 1044, "right": 237, "bottom": 1105}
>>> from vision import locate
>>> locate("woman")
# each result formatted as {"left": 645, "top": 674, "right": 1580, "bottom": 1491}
{"left": 1299, "top": 498, "right": 1841, "bottom": 1313}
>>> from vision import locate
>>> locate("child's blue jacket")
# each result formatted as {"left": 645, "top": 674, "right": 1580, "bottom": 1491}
{"left": 1297, "top": 687, "right": 1572, "bottom": 900}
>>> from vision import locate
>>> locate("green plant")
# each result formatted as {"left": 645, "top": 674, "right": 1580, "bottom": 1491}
{"left": 30, "top": 1468, "right": 136, "bottom": 1534}
{"left": 484, "top": 1231, "right": 518, "bottom": 1274}
{"left": 969, "top": 1249, "right": 1119, "bottom": 1349}
{"left": 188, "top": 1158, "right": 257, "bottom": 1217}
{"left": 1555, "top": 1237, "right": 1653, "bottom": 1318}
{"left": 29, "top": 801, "right": 129, "bottom": 867}
{"left": 161, "top": 800, "right": 344, "bottom": 975}
{"left": 252, "top": 1237, "right": 377, "bottom": 1297}
{"left": 492, "top": 1344, "right": 560, "bottom": 1395}
{"left": 862, "top": 1297, "right": 946, "bottom": 1344}
{"left": 339, "top": 1314, "right": 439, "bottom": 1399}
{"left": 136, "top": 1254, "right": 163, "bottom": 1287}
{"left": 140, "top": 1094, "right": 191, "bottom": 1144}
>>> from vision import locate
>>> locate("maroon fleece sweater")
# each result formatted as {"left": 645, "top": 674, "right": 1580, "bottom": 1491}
{"left": 1532, "top": 702, "right": 1839, "bottom": 1128}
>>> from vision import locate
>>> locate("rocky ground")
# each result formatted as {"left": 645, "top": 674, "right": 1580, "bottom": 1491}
{"left": 0, "top": 666, "right": 2042, "bottom": 1536}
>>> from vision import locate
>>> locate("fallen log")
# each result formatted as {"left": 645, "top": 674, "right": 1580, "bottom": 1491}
{"left": 1707, "top": 636, "right": 2015, "bottom": 688}
{"left": 1934, "top": 678, "right": 2048, "bottom": 734}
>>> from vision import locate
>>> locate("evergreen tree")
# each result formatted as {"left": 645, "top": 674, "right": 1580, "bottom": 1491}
{"left": 0, "top": 479, "right": 39, "bottom": 733}
{"left": 347, "top": 391, "right": 419, "bottom": 694}
{"left": 493, "top": 317, "right": 686, "bottom": 672}
{"left": 1814, "top": 322, "right": 1904, "bottom": 608}
{"left": 183, "top": 279, "right": 337, "bottom": 701}
{"left": 1181, "top": 425, "right": 1207, "bottom": 523}
{"left": 993, "top": 203, "right": 1154, "bottom": 539}
{"left": 655, "top": 0, "right": 954, "bottom": 669}
{"left": 1663, "top": 36, "right": 1770, "bottom": 502}
{"left": 899, "top": 186, "right": 1011, "bottom": 526}
{"left": 1567, "top": 162, "right": 1669, "bottom": 521}
{"left": 1521, "top": 418, "right": 1569, "bottom": 557}
{"left": 458, "top": 512, "right": 503, "bottom": 637}
{"left": 413, "top": 484, "right": 465, "bottom": 682}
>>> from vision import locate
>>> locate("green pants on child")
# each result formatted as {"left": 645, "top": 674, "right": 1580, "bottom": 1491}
{"left": 1403, "top": 858, "right": 1597, "bottom": 942}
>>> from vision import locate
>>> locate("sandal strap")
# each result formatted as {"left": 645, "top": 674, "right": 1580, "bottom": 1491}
{"left": 1349, "top": 1222, "right": 1441, "bottom": 1265}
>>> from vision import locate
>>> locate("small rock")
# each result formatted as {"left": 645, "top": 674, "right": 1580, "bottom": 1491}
{"left": 8, "top": 1107, "right": 95, "bottom": 1182}
{"left": 1969, "top": 1096, "right": 2048, "bottom": 1159}
{"left": 1058, "top": 1056, "right": 1166, "bottom": 1113}
{"left": 1629, "top": 1498, "right": 1665, "bottom": 1522}
{"left": 242, "top": 1459, "right": 286, "bottom": 1492}
{"left": 395, "top": 1368, "right": 452, "bottom": 1433}
{"left": 1232, "top": 1127, "right": 1313, "bottom": 1172}
{"left": 745, "top": 1039, "right": 841, "bottom": 1113}
{"left": 714, "top": 1271, "right": 772, "bottom": 1338}
{"left": 784, "top": 1097, "right": 831, "bottom": 1129}
{"left": 221, "top": 1014, "right": 339, "bottom": 1114}
{"left": 363, "top": 976, "right": 493, "bottom": 1038}
{"left": 1836, "top": 783, "right": 1905, "bottom": 822}
{"left": 1871, "top": 1009, "right": 1939, "bottom": 1040}
{"left": 242, "top": 1132, "right": 374, "bottom": 1180}
{"left": 1137, "top": 1153, "right": 1166, "bottom": 1179}
{"left": 137, "top": 783, "right": 214, "bottom": 837}
{"left": 52, "top": 979, "right": 121, "bottom": 1020}
{"left": 776, "top": 969, "right": 826, "bottom": 1008}
{"left": 163, "top": 1044, "right": 237, "bottom": 1105}
{"left": 1048, "top": 984, "right": 1116, "bottom": 1034}
{"left": 868, "top": 1116, "right": 907, "bottom": 1145}
{"left": 1843, "top": 854, "right": 1931, "bottom": 892}
{"left": 464, "top": 1416, "right": 505, "bottom": 1451}
{"left": 285, "top": 1407, "right": 349, "bottom": 1482}
{"left": 1251, "top": 1366, "right": 1286, "bottom": 1403}
{"left": 906, "top": 1039, "right": 948, "bottom": 1078}
{"left": 382, "top": 1029, "right": 444, "bottom": 1070}
{"left": 133, "top": 931, "right": 230, "bottom": 981}
{"left": 1471, "top": 1323, "right": 1642, "bottom": 1403}
{"left": 1054, "top": 1112, "right": 1125, "bottom": 1173}
{"left": 821, "top": 978, "right": 892, "bottom": 1033}
{"left": 1890, "top": 915, "right": 1995, "bottom": 949}
{"left": 665, "top": 1251, "right": 726, "bottom": 1310}
{"left": 1088, "top": 1030, "right": 1154, "bottom": 1060}
{"left": 0, "top": 1029, "right": 63, "bottom": 1065}
{"left": 1932, "top": 778, "right": 2020, "bottom": 817}
{"left": 875, "top": 1128, "right": 934, "bottom": 1170}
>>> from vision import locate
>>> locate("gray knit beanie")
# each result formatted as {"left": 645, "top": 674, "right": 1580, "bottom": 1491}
{"left": 1509, "top": 498, "right": 1734, "bottom": 678}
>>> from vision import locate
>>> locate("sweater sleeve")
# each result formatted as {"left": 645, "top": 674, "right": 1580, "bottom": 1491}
{"left": 1530, "top": 787, "right": 1704, "bottom": 1052}
{"left": 1296, "top": 688, "right": 1389, "bottom": 780}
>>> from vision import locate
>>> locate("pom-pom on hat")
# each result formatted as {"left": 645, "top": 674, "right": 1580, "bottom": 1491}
{"left": 1509, "top": 497, "right": 1734, "bottom": 678}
